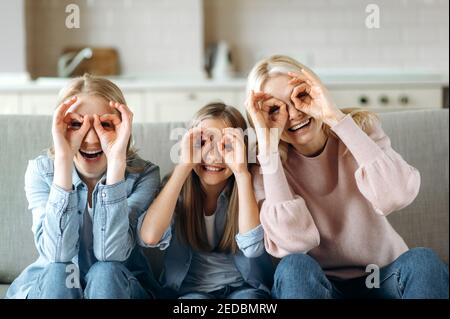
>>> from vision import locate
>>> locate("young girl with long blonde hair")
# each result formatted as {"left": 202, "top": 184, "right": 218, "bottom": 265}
{"left": 7, "top": 74, "right": 162, "bottom": 299}
{"left": 139, "top": 103, "right": 273, "bottom": 299}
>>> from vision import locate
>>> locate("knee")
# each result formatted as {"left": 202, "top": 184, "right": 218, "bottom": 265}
{"left": 30, "top": 262, "right": 82, "bottom": 299}
{"left": 398, "top": 248, "right": 448, "bottom": 274}
{"left": 274, "top": 254, "right": 323, "bottom": 284}
{"left": 86, "top": 261, "right": 127, "bottom": 284}
{"left": 43, "top": 262, "right": 80, "bottom": 286}
{"left": 84, "top": 262, "right": 130, "bottom": 299}
{"left": 44, "top": 262, "right": 73, "bottom": 276}
{"left": 272, "top": 254, "right": 331, "bottom": 299}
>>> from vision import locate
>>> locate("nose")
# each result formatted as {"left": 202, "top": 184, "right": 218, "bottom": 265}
{"left": 288, "top": 103, "right": 304, "bottom": 121}
{"left": 81, "top": 116, "right": 100, "bottom": 145}
{"left": 203, "top": 141, "right": 222, "bottom": 164}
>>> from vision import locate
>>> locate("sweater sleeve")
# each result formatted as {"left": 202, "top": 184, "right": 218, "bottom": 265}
{"left": 331, "top": 114, "right": 421, "bottom": 216}
{"left": 250, "top": 155, "right": 320, "bottom": 258}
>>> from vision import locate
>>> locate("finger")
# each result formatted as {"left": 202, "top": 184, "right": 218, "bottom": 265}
{"left": 111, "top": 101, "right": 133, "bottom": 123}
{"left": 310, "top": 85, "right": 322, "bottom": 98}
{"left": 224, "top": 131, "right": 243, "bottom": 151}
{"left": 216, "top": 140, "right": 226, "bottom": 160}
{"left": 100, "top": 113, "right": 122, "bottom": 127}
{"left": 291, "top": 84, "right": 310, "bottom": 104}
{"left": 63, "top": 112, "right": 84, "bottom": 125}
{"left": 77, "top": 115, "right": 91, "bottom": 136}
{"left": 55, "top": 96, "right": 78, "bottom": 121}
{"left": 253, "top": 91, "right": 272, "bottom": 101}
{"left": 118, "top": 104, "right": 133, "bottom": 125}
{"left": 224, "top": 128, "right": 244, "bottom": 143}
{"left": 191, "top": 127, "right": 203, "bottom": 149}
{"left": 93, "top": 114, "right": 106, "bottom": 136}
{"left": 288, "top": 77, "right": 304, "bottom": 85}
{"left": 261, "top": 98, "right": 286, "bottom": 115}
{"left": 222, "top": 135, "right": 234, "bottom": 153}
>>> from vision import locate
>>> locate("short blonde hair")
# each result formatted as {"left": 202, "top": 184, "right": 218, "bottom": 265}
{"left": 48, "top": 73, "right": 144, "bottom": 173}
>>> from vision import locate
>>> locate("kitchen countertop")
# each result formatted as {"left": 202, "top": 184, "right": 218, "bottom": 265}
{"left": 0, "top": 70, "right": 448, "bottom": 93}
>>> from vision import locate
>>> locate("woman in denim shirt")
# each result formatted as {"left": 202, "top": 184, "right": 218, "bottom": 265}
{"left": 138, "top": 103, "right": 274, "bottom": 299}
{"left": 6, "top": 74, "right": 162, "bottom": 299}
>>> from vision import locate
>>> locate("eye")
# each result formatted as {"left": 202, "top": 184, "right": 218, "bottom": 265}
{"left": 101, "top": 121, "right": 112, "bottom": 129}
{"left": 69, "top": 121, "right": 82, "bottom": 130}
{"left": 269, "top": 105, "right": 280, "bottom": 115}
{"left": 296, "top": 91, "right": 310, "bottom": 100}
{"left": 224, "top": 142, "right": 233, "bottom": 151}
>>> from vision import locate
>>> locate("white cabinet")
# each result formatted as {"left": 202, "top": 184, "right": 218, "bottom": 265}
{"left": 20, "top": 93, "right": 57, "bottom": 115}
{"left": 329, "top": 87, "right": 442, "bottom": 110}
{"left": 141, "top": 89, "right": 239, "bottom": 122}
{"left": 0, "top": 93, "right": 20, "bottom": 114}
{"left": 0, "top": 81, "right": 445, "bottom": 122}
{"left": 123, "top": 91, "right": 147, "bottom": 122}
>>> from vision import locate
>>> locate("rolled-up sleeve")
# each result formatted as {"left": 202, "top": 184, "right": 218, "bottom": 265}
{"left": 136, "top": 213, "right": 172, "bottom": 250}
{"left": 235, "top": 224, "right": 265, "bottom": 258}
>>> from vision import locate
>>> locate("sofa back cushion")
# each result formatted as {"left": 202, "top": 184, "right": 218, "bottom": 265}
{"left": 0, "top": 109, "right": 448, "bottom": 284}
{"left": 378, "top": 110, "right": 448, "bottom": 264}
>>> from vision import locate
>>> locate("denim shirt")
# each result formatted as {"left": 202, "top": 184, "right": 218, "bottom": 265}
{"left": 152, "top": 182, "right": 274, "bottom": 298}
{"left": 6, "top": 154, "right": 162, "bottom": 299}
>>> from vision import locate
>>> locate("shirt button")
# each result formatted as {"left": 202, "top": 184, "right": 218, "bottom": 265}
{"left": 102, "top": 192, "right": 106, "bottom": 197}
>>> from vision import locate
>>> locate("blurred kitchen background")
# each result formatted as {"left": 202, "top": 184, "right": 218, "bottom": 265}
{"left": 0, "top": 0, "right": 448, "bottom": 122}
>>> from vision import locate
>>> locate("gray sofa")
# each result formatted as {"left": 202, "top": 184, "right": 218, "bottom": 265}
{"left": 0, "top": 109, "right": 448, "bottom": 298}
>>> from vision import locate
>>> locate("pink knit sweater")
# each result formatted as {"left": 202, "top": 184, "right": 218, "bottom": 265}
{"left": 251, "top": 114, "right": 421, "bottom": 279}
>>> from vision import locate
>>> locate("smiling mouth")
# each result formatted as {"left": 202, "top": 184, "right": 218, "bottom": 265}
{"left": 79, "top": 149, "right": 103, "bottom": 160}
{"left": 288, "top": 118, "right": 312, "bottom": 132}
{"left": 202, "top": 165, "right": 226, "bottom": 172}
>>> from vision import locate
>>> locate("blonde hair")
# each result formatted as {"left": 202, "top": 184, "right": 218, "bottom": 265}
{"left": 48, "top": 73, "right": 144, "bottom": 173}
{"left": 175, "top": 102, "right": 248, "bottom": 253}
{"left": 246, "top": 55, "right": 378, "bottom": 160}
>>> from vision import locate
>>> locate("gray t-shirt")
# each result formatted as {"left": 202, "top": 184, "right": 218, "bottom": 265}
{"left": 78, "top": 205, "right": 97, "bottom": 279}
{"left": 179, "top": 212, "right": 244, "bottom": 294}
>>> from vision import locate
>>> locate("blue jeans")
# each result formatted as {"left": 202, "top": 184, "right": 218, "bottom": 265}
{"left": 27, "top": 261, "right": 151, "bottom": 299}
{"left": 272, "top": 248, "right": 449, "bottom": 299}
{"left": 179, "top": 284, "right": 270, "bottom": 299}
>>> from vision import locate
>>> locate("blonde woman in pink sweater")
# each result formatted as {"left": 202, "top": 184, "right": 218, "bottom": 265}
{"left": 246, "top": 55, "right": 448, "bottom": 299}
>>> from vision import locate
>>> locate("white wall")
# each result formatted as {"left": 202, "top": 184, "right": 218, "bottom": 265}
{"left": 18, "top": 0, "right": 450, "bottom": 78}
{"left": 26, "top": 0, "right": 204, "bottom": 78}
{"left": 204, "top": 0, "right": 449, "bottom": 75}
{"left": 0, "top": 0, "right": 26, "bottom": 74}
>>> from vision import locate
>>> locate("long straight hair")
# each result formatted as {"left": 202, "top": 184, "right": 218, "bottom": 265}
{"left": 246, "top": 55, "right": 378, "bottom": 161}
{"left": 175, "top": 102, "right": 248, "bottom": 253}
{"left": 47, "top": 73, "right": 145, "bottom": 173}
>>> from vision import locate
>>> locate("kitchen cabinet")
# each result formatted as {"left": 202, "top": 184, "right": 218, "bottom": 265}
{"left": 329, "top": 87, "right": 442, "bottom": 110}
{"left": 20, "top": 93, "right": 57, "bottom": 115}
{"left": 142, "top": 89, "right": 242, "bottom": 122}
{"left": 0, "top": 93, "right": 20, "bottom": 114}
{"left": 0, "top": 79, "right": 445, "bottom": 122}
